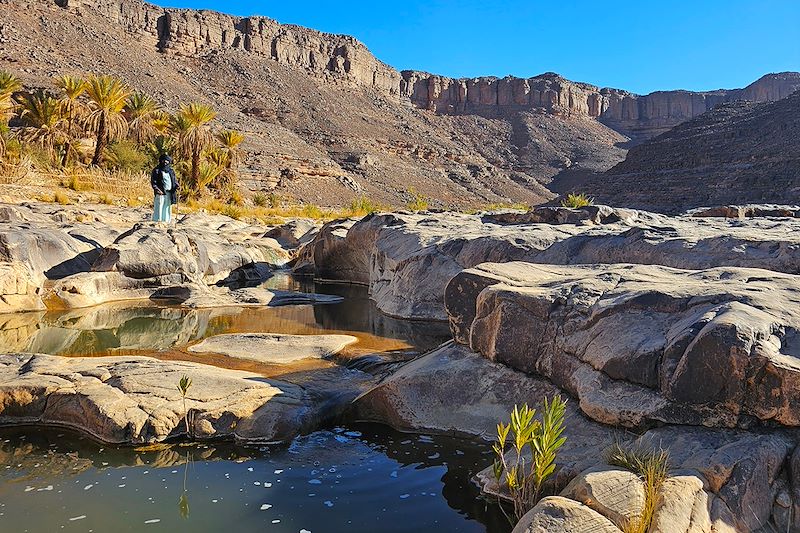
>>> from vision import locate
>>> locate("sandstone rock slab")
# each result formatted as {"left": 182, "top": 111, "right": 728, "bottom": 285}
{"left": 0, "top": 353, "right": 318, "bottom": 444}
{"left": 354, "top": 341, "right": 627, "bottom": 492}
{"left": 445, "top": 261, "right": 800, "bottom": 429}
{"left": 296, "top": 209, "right": 800, "bottom": 320}
{"left": 188, "top": 333, "right": 358, "bottom": 363}
{"left": 512, "top": 496, "right": 622, "bottom": 533}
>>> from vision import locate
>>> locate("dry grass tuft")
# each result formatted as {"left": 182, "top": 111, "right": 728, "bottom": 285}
{"left": 606, "top": 443, "right": 670, "bottom": 533}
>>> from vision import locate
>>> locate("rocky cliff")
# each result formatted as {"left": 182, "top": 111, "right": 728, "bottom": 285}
{"left": 2, "top": 0, "right": 797, "bottom": 208}
{"left": 54, "top": 0, "right": 800, "bottom": 141}
{"left": 585, "top": 89, "right": 800, "bottom": 212}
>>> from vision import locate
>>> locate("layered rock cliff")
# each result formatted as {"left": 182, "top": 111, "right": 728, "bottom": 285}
{"left": 55, "top": 0, "right": 800, "bottom": 140}
{"left": 585, "top": 89, "right": 800, "bottom": 212}
{"left": 3, "top": 0, "right": 798, "bottom": 208}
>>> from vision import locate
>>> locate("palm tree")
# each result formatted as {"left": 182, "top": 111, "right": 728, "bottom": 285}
{"left": 151, "top": 110, "right": 172, "bottom": 137}
{"left": 146, "top": 134, "right": 177, "bottom": 167}
{"left": 17, "top": 89, "right": 66, "bottom": 162}
{"left": 84, "top": 75, "right": 130, "bottom": 165}
{"left": 215, "top": 129, "right": 244, "bottom": 168}
{"left": 0, "top": 70, "right": 22, "bottom": 157}
{"left": 197, "top": 160, "right": 223, "bottom": 190}
{"left": 55, "top": 75, "right": 86, "bottom": 166}
{"left": 0, "top": 70, "right": 21, "bottom": 122}
{"left": 175, "top": 102, "right": 216, "bottom": 193}
{"left": 126, "top": 92, "right": 160, "bottom": 144}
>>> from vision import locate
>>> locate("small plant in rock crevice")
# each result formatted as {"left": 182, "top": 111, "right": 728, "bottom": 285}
{"left": 177, "top": 375, "right": 193, "bottom": 437}
{"left": 606, "top": 442, "right": 670, "bottom": 533}
{"left": 561, "top": 192, "right": 594, "bottom": 208}
{"left": 492, "top": 395, "right": 568, "bottom": 523}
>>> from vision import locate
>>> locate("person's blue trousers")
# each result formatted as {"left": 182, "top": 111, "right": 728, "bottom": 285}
{"left": 153, "top": 194, "right": 172, "bottom": 222}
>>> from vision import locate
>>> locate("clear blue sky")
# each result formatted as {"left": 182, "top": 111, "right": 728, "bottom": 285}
{"left": 158, "top": 0, "right": 799, "bottom": 94}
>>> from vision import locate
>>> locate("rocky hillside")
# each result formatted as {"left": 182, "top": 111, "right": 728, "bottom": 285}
{"left": 2, "top": 0, "right": 798, "bottom": 207}
{"left": 584, "top": 90, "right": 800, "bottom": 212}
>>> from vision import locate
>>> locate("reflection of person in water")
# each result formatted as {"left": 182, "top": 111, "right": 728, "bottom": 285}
{"left": 151, "top": 154, "right": 179, "bottom": 224}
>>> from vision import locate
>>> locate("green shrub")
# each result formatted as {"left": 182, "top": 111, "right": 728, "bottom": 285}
{"left": 301, "top": 203, "right": 324, "bottom": 219}
{"left": 561, "top": 192, "right": 594, "bottom": 208}
{"left": 492, "top": 395, "right": 567, "bottom": 522}
{"left": 348, "top": 195, "right": 381, "bottom": 217}
{"left": 106, "top": 140, "right": 149, "bottom": 173}
{"left": 268, "top": 192, "right": 282, "bottom": 208}
{"left": 253, "top": 192, "right": 268, "bottom": 207}
{"left": 54, "top": 190, "right": 71, "bottom": 205}
{"left": 222, "top": 204, "right": 243, "bottom": 220}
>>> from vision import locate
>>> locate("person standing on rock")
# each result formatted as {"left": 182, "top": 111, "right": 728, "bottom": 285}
{"left": 151, "top": 154, "right": 179, "bottom": 224}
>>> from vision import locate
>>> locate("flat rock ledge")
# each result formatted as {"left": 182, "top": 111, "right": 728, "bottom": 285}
{"left": 294, "top": 207, "right": 800, "bottom": 320}
{"left": 445, "top": 262, "right": 800, "bottom": 430}
{"left": 188, "top": 333, "right": 358, "bottom": 363}
{"left": 0, "top": 202, "right": 320, "bottom": 313}
{"left": 0, "top": 353, "right": 320, "bottom": 444}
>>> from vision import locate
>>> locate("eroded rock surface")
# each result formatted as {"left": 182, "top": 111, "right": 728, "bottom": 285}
{"left": 296, "top": 208, "right": 800, "bottom": 320}
{"left": 0, "top": 353, "right": 319, "bottom": 443}
{"left": 445, "top": 262, "right": 800, "bottom": 429}
{"left": 0, "top": 203, "right": 299, "bottom": 312}
{"left": 518, "top": 425, "right": 791, "bottom": 532}
{"left": 354, "top": 342, "right": 626, "bottom": 489}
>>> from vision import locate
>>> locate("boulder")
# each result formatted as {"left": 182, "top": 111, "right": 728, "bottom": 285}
{"left": 46, "top": 272, "right": 344, "bottom": 309}
{"left": 512, "top": 496, "right": 622, "bottom": 533}
{"left": 354, "top": 342, "right": 627, "bottom": 490}
{"left": 92, "top": 223, "right": 288, "bottom": 285}
{"left": 687, "top": 204, "right": 800, "bottom": 219}
{"left": 188, "top": 333, "right": 358, "bottom": 363}
{"left": 559, "top": 465, "right": 645, "bottom": 529}
{"left": 445, "top": 262, "right": 800, "bottom": 428}
{"left": 0, "top": 353, "right": 319, "bottom": 444}
{"left": 47, "top": 271, "right": 185, "bottom": 309}
{"left": 0, "top": 223, "right": 115, "bottom": 284}
{"left": 263, "top": 219, "right": 320, "bottom": 249}
{"left": 483, "top": 205, "right": 645, "bottom": 226}
{"left": 0, "top": 263, "right": 45, "bottom": 312}
{"left": 633, "top": 426, "right": 792, "bottom": 531}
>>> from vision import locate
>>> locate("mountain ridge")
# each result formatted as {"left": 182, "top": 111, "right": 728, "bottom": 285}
{"left": 54, "top": 0, "right": 800, "bottom": 138}
{"left": 2, "top": 0, "right": 798, "bottom": 208}
{"left": 583, "top": 89, "right": 800, "bottom": 212}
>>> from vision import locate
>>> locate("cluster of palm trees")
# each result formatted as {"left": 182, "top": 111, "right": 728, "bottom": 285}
{"left": 0, "top": 70, "right": 245, "bottom": 198}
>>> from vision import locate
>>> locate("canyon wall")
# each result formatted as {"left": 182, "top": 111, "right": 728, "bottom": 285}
{"left": 57, "top": 0, "right": 800, "bottom": 139}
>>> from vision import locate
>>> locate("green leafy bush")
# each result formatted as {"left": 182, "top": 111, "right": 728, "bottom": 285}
{"left": 406, "top": 187, "right": 429, "bottom": 212}
{"left": 492, "top": 395, "right": 567, "bottom": 522}
{"left": 106, "top": 140, "right": 148, "bottom": 173}
{"left": 253, "top": 192, "right": 268, "bottom": 207}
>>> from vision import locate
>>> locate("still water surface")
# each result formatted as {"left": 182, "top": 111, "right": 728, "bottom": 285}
{"left": 0, "top": 275, "right": 508, "bottom": 532}
{"left": 0, "top": 424, "right": 510, "bottom": 532}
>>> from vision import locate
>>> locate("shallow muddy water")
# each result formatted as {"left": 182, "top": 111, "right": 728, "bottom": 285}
{"left": 0, "top": 424, "right": 511, "bottom": 532}
{"left": 0, "top": 275, "right": 450, "bottom": 360}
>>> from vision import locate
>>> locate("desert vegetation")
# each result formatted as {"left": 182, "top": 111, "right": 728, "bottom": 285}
{"left": 0, "top": 69, "right": 245, "bottom": 202}
{"left": 606, "top": 443, "right": 670, "bottom": 533}
{"left": 492, "top": 396, "right": 568, "bottom": 522}
{"left": 561, "top": 192, "right": 594, "bottom": 208}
